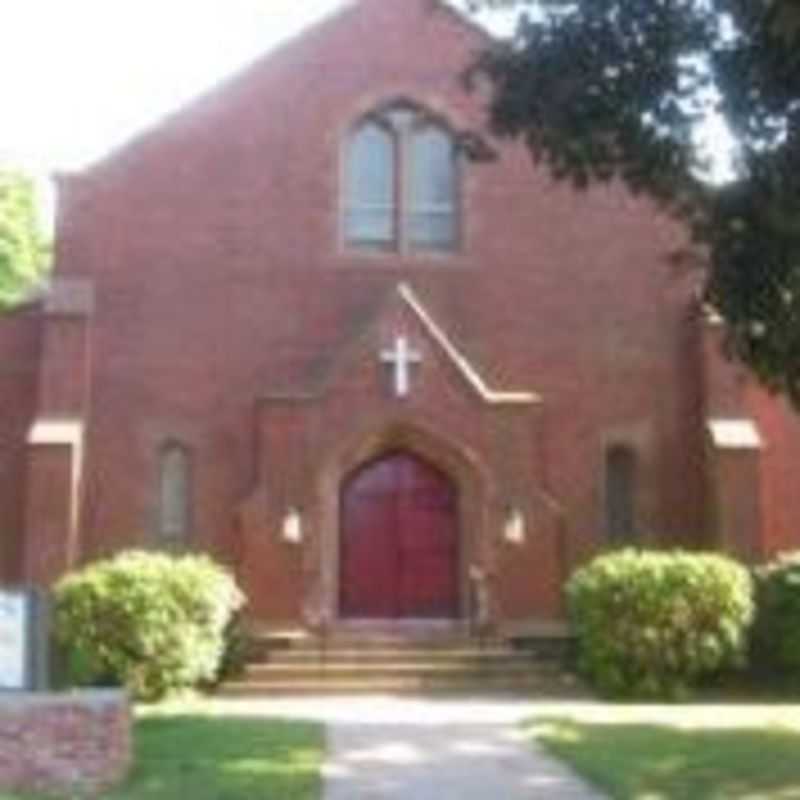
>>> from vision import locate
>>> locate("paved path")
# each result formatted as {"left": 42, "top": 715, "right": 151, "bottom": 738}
{"left": 208, "top": 695, "right": 800, "bottom": 798}
{"left": 323, "top": 718, "right": 604, "bottom": 799}
{"left": 212, "top": 696, "right": 605, "bottom": 799}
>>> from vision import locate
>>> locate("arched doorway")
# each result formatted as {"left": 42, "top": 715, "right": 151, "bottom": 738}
{"left": 339, "top": 450, "right": 460, "bottom": 619}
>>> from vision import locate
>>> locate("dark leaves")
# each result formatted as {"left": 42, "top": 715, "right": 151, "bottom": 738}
{"left": 462, "top": 0, "right": 800, "bottom": 402}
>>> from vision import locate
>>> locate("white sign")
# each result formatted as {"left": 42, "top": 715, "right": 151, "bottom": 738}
{"left": 0, "top": 592, "right": 27, "bottom": 690}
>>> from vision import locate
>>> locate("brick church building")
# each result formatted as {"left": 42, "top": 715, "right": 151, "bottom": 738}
{"left": 2, "top": 0, "right": 800, "bottom": 636}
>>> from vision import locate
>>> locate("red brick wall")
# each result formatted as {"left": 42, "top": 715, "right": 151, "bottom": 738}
{"left": 747, "top": 383, "right": 800, "bottom": 555}
{"left": 45, "top": 0, "right": 712, "bottom": 622}
{"left": 0, "top": 691, "right": 131, "bottom": 797}
{"left": 701, "top": 319, "right": 800, "bottom": 559}
{"left": 0, "top": 305, "right": 41, "bottom": 582}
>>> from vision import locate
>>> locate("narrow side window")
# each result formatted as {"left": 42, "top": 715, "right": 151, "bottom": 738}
{"left": 605, "top": 445, "right": 637, "bottom": 543}
{"left": 158, "top": 442, "right": 191, "bottom": 543}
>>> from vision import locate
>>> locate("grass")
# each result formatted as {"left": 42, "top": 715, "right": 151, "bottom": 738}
{"left": 528, "top": 713, "right": 800, "bottom": 800}
{"left": 2, "top": 702, "right": 324, "bottom": 800}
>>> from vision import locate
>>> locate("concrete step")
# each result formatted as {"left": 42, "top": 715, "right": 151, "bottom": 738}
{"left": 218, "top": 672, "right": 582, "bottom": 697}
{"left": 226, "top": 629, "right": 577, "bottom": 697}
{"left": 258, "top": 637, "right": 494, "bottom": 653}
{"left": 261, "top": 649, "right": 540, "bottom": 665}
{"left": 243, "top": 660, "right": 556, "bottom": 681}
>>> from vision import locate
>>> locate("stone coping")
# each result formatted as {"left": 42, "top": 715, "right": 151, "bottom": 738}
{"left": 0, "top": 689, "right": 128, "bottom": 708}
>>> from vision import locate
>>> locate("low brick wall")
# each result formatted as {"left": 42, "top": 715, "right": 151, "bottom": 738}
{"left": 0, "top": 690, "right": 131, "bottom": 797}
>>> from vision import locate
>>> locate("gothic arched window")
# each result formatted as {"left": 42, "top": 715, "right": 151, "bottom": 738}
{"left": 158, "top": 442, "right": 191, "bottom": 542}
{"left": 605, "top": 445, "right": 637, "bottom": 543}
{"left": 409, "top": 123, "right": 458, "bottom": 249}
{"left": 345, "top": 121, "right": 397, "bottom": 248}
{"left": 344, "top": 103, "right": 459, "bottom": 252}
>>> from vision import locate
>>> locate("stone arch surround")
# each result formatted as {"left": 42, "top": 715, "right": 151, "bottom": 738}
{"left": 315, "top": 420, "right": 493, "bottom": 625}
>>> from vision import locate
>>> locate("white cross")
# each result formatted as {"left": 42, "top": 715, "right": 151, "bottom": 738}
{"left": 380, "top": 336, "right": 422, "bottom": 398}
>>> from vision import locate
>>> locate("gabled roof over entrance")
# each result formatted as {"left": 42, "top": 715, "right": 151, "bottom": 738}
{"left": 263, "top": 282, "right": 541, "bottom": 406}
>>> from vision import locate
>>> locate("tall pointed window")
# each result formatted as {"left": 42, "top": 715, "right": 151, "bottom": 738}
{"left": 345, "top": 122, "right": 396, "bottom": 248}
{"left": 605, "top": 445, "right": 637, "bottom": 543}
{"left": 410, "top": 124, "right": 458, "bottom": 249}
{"left": 158, "top": 442, "right": 191, "bottom": 543}
{"left": 344, "top": 103, "right": 459, "bottom": 253}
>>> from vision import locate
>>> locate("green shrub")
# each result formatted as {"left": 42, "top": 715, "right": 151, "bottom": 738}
{"left": 567, "top": 549, "right": 754, "bottom": 698}
{"left": 211, "top": 613, "right": 250, "bottom": 686}
{"left": 753, "top": 551, "right": 800, "bottom": 676}
{"left": 54, "top": 551, "right": 245, "bottom": 701}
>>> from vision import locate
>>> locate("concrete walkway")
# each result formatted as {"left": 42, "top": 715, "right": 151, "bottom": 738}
{"left": 205, "top": 695, "right": 800, "bottom": 798}
{"left": 323, "top": 717, "right": 604, "bottom": 799}
{"left": 212, "top": 696, "right": 605, "bottom": 798}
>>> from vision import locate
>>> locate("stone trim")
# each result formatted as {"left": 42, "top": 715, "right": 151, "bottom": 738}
{"left": 27, "top": 417, "right": 85, "bottom": 539}
{"left": 0, "top": 688, "right": 124, "bottom": 708}
{"left": 707, "top": 418, "right": 763, "bottom": 450}
{"left": 28, "top": 418, "right": 84, "bottom": 448}
{"left": 398, "top": 283, "right": 541, "bottom": 405}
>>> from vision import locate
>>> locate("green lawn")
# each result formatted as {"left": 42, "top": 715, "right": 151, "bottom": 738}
{"left": 529, "top": 713, "right": 800, "bottom": 800}
{"left": 3, "top": 704, "right": 324, "bottom": 800}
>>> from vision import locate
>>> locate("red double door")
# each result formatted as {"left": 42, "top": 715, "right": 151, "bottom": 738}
{"left": 340, "top": 451, "right": 460, "bottom": 619}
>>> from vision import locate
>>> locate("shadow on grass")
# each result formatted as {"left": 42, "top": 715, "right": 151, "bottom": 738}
{"left": 527, "top": 717, "right": 800, "bottom": 800}
{"left": 107, "top": 714, "right": 323, "bottom": 800}
{"left": 697, "top": 672, "right": 800, "bottom": 704}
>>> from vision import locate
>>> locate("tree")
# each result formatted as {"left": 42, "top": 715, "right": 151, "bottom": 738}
{"left": 0, "top": 170, "right": 49, "bottom": 308}
{"left": 462, "top": 0, "right": 800, "bottom": 402}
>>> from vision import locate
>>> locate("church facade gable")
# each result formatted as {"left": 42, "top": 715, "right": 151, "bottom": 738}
{"left": 2, "top": 0, "right": 800, "bottom": 632}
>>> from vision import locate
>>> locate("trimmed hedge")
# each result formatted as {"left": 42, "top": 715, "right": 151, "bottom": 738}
{"left": 567, "top": 549, "right": 754, "bottom": 698}
{"left": 54, "top": 551, "right": 245, "bottom": 701}
{"left": 754, "top": 551, "right": 800, "bottom": 676}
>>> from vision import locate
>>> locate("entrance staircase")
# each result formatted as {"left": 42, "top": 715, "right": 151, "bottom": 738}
{"left": 219, "top": 628, "right": 580, "bottom": 696}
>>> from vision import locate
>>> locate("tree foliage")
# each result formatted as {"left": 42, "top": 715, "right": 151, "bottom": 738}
{"left": 0, "top": 170, "right": 49, "bottom": 308}
{"left": 463, "top": 0, "right": 800, "bottom": 402}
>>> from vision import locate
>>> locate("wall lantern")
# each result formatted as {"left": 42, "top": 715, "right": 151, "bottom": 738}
{"left": 504, "top": 506, "right": 526, "bottom": 545}
{"left": 282, "top": 507, "right": 303, "bottom": 545}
